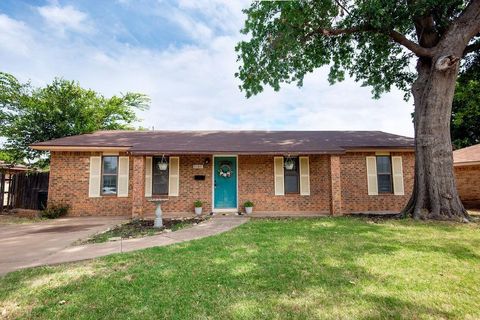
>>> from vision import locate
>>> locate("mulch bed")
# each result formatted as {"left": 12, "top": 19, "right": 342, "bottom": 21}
{"left": 78, "top": 217, "right": 208, "bottom": 244}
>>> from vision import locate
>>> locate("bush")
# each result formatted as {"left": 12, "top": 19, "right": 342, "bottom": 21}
{"left": 194, "top": 200, "right": 203, "bottom": 208}
{"left": 41, "top": 204, "right": 70, "bottom": 219}
{"left": 244, "top": 200, "right": 254, "bottom": 208}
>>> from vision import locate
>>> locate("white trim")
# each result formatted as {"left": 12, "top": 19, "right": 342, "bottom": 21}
{"left": 454, "top": 161, "right": 480, "bottom": 167}
{"left": 212, "top": 154, "right": 238, "bottom": 212}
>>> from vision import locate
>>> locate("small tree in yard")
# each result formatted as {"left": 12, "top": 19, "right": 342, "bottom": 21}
{"left": 0, "top": 72, "right": 150, "bottom": 168}
{"left": 236, "top": 0, "right": 480, "bottom": 221}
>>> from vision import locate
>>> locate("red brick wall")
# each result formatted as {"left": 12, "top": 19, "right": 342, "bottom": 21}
{"left": 48, "top": 153, "right": 212, "bottom": 217}
{"left": 48, "top": 151, "right": 415, "bottom": 217}
{"left": 140, "top": 155, "right": 213, "bottom": 218}
{"left": 48, "top": 151, "right": 133, "bottom": 216}
{"left": 238, "top": 155, "right": 331, "bottom": 214}
{"left": 454, "top": 165, "right": 480, "bottom": 206}
{"left": 340, "top": 152, "right": 414, "bottom": 213}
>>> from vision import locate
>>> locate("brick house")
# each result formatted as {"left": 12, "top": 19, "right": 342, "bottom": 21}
{"left": 31, "top": 131, "right": 415, "bottom": 217}
{"left": 453, "top": 144, "right": 480, "bottom": 209}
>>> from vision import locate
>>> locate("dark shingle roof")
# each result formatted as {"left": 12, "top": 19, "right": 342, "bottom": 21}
{"left": 31, "top": 130, "right": 414, "bottom": 154}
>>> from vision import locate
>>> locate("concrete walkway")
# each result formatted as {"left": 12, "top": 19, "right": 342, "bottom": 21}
{"left": 0, "top": 216, "right": 127, "bottom": 276}
{"left": 1, "top": 216, "right": 248, "bottom": 275}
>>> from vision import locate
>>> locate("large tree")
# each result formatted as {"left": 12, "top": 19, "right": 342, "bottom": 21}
{"left": 0, "top": 72, "right": 149, "bottom": 168}
{"left": 236, "top": 0, "right": 480, "bottom": 221}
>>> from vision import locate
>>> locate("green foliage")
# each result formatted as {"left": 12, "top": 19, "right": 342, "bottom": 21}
{"left": 194, "top": 200, "right": 203, "bottom": 208}
{"left": 236, "top": 1, "right": 469, "bottom": 98}
{"left": 0, "top": 72, "right": 150, "bottom": 167}
{"left": 40, "top": 204, "right": 70, "bottom": 219}
{"left": 452, "top": 54, "right": 480, "bottom": 148}
{"left": 244, "top": 200, "right": 254, "bottom": 207}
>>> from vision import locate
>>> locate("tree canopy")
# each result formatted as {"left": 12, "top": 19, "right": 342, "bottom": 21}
{"left": 452, "top": 54, "right": 480, "bottom": 148}
{"left": 236, "top": 0, "right": 479, "bottom": 99}
{"left": 0, "top": 72, "right": 149, "bottom": 167}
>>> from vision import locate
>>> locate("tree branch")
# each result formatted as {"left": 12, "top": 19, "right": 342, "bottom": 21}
{"left": 388, "top": 30, "right": 435, "bottom": 58}
{"left": 303, "top": 25, "right": 435, "bottom": 58}
{"left": 334, "top": 0, "right": 350, "bottom": 15}
{"left": 463, "top": 39, "right": 480, "bottom": 55}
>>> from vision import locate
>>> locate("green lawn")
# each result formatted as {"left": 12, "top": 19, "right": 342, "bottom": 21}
{"left": 1, "top": 217, "right": 480, "bottom": 319}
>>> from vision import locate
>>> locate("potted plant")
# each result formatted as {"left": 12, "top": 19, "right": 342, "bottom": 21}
{"left": 244, "top": 200, "right": 254, "bottom": 214}
{"left": 194, "top": 200, "right": 203, "bottom": 215}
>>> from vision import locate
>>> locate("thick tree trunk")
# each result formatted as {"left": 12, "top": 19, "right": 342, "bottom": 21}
{"left": 400, "top": 0, "right": 480, "bottom": 222}
{"left": 402, "top": 55, "right": 469, "bottom": 221}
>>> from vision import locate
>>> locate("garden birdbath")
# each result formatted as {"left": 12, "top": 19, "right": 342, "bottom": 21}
{"left": 148, "top": 198, "right": 169, "bottom": 228}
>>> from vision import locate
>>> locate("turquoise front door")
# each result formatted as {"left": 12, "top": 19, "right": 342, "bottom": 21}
{"left": 214, "top": 156, "right": 237, "bottom": 209}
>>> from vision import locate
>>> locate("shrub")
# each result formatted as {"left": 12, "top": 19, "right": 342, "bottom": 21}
{"left": 194, "top": 200, "right": 203, "bottom": 208}
{"left": 41, "top": 204, "right": 70, "bottom": 219}
{"left": 244, "top": 201, "right": 254, "bottom": 208}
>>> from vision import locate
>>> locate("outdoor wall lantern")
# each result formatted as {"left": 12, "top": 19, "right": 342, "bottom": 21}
{"left": 203, "top": 157, "right": 210, "bottom": 166}
{"left": 157, "top": 154, "right": 168, "bottom": 171}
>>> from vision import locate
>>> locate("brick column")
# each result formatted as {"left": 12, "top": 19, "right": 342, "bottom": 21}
{"left": 131, "top": 155, "right": 145, "bottom": 218}
{"left": 330, "top": 155, "right": 342, "bottom": 215}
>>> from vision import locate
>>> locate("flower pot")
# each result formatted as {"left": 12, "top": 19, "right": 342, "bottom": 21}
{"left": 158, "top": 163, "right": 168, "bottom": 171}
{"left": 284, "top": 160, "right": 295, "bottom": 170}
{"left": 245, "top": 206, "right": 253, "bottom": 214}
{"left": 195, "top": 207, "right": 203, "bottom": 215}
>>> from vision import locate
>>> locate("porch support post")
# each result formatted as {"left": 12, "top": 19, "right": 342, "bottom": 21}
{"left": 131, "top": 155, "right": 145, "bottom": 218}
{"left": 329, "top": 155, "right": 342, "bottom": 215}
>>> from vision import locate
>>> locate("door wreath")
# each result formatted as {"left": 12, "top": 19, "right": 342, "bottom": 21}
{"left": 218, "top": 163, "right": 232, "bottom": 178}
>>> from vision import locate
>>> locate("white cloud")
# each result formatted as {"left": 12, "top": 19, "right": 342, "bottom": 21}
{"left": 37, "top": 4, "right": 92, "bottom": 34}
{"left": 0, "top": 2, "right": 414, "bottom": 137}
{"left": 0, "top": 14, "right": 32, "bottom": 55}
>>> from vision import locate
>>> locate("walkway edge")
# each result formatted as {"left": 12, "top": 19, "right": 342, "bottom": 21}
{"left": 25, "top": 217, "right": 249, "bottom": 271}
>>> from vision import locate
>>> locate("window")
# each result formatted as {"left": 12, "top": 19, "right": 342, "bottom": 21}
{"left": 284, "top": 157, "right": 299, "bottom": 194}
{"left": 153, "top": 157, "right": 169, "bottom": 195}
{"left": 376, "top": 156, "right": 393, "bottom": 193}
{"left": 101, "top": 156, "right": 118, "bottom": 195}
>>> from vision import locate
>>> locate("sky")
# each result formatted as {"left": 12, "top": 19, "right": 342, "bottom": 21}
{"left": 0, "top": 0, "right": 414, "bottom": 137}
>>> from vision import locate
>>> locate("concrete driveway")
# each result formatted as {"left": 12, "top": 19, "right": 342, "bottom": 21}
{"left": 0, "top": 216, "right": 126, "bottom": 276}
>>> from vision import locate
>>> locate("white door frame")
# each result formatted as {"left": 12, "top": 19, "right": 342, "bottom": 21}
{"left": 211, "top": 155, "right": 239, "bottom": 212}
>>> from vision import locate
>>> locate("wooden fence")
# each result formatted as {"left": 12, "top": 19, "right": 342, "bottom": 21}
{"left": 1, "top": 172, "right": 49, "bottom": 211}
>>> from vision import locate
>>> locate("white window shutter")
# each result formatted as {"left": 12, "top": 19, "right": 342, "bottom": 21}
{"left": 145, "top": 157, "right": 152, "bottom": 197}
{"left": 88, "top": 156, "right": 101, "bottom": 198}
{"left": 366, "top": 156, "right": 378, "bottom": 195}
{"left": 117, "top": 156, "right": 129, "bottom": 197}
{"left": 299, "top": 156, "right": 310, "bottom": 196}
{"left": 169, "top": 157, "right": 180, "bottom": 196}
{"left": 392, "top": 156, "right": 405, "bottom": 195}
{"left": 274, "top": 157, "right": 284, "bottom": 196}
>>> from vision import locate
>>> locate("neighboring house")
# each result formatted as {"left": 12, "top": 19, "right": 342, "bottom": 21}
{"left": 31, "top": 131, "right": 415, "bottom": 217}
{"left": 454, "top": 144, "right": 480, "bottom": 208}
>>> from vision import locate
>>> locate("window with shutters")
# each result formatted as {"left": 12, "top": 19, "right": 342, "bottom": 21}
{"left": 284, "top": 157, "right": 300, "bottom": 194}
{"left": 101, "top": 156, "right": 118, "bottom": 195}
{"left": 376, "top": 156, "right": 393, "bottom": 193}
{"left": 153, "top": 156, "right": 169, "bottom": 195}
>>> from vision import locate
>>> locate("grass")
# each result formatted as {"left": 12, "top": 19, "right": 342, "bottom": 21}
{"left": 1, "top": 217, "right": 480, "bottom": 319}
{"left": 79, "top": 218, "right": 207, "bottom": 244}
{"left": 0, "top": 215, "right": 46, "bottom": 225}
